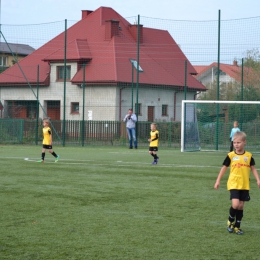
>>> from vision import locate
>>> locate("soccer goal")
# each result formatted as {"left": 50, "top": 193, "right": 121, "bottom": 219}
{"left": 181, "top": 100, "right": 260, "bottom": 152}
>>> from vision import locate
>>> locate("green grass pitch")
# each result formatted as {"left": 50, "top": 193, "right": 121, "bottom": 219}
{"left": 0, "top": 145, "right": 260, "bottom": 259}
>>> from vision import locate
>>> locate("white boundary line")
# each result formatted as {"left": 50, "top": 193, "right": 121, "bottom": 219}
{"left": 0, "top": 156, "right": 221, "bottom": 168}
{"left": 2, "top": 155, "right": 260, "bottom": 170}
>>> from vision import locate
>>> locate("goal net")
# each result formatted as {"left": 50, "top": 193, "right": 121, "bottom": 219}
{"left": 181, "top": 100, "right": 260, "bottom": 152}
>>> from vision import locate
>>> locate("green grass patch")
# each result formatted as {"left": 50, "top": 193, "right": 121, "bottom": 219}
{"left": 1, "top": 145, "right": 260, "bottom": 259}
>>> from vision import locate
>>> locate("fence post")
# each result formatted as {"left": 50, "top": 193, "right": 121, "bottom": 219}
{"left": 20, "top": 119, "right": 24, "bottom": 143}
{"left": 81, "top": 64, "right": 86, "bottom": 146}
{"left": 215, "top": 10, "right": 221, "bottom": 151}
{"left": 168, "top": 121, "right": 172, "bottom": 147}
{"left": 184, "top": 60, "right": 187, "bottom": 100}
{"left": 62, "top": 19, "right": 67, "bottom": 146}
{"left": 136, "top": 14, "right": 140, "bottom": 144}
{"left": 240, "top": 58, "right": 244, "bottom": 130}
{"left": 35, "top": 64, "right": 39, "bottom": 145}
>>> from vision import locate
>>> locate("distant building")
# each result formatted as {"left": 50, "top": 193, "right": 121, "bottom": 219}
{"left": 194, "top": 60, "right": 260, "bottom": 100}
{"left": 193, "top": 60, "right": 260, "bottom": 89}
{"left": 0, "top": 7, "right": 206, "bottom": 121}
{"left": 193, "top": 61, "right": 242, "bottom": 89}
{"left": 0, "top": 42, "right": 35, "bottom": 70}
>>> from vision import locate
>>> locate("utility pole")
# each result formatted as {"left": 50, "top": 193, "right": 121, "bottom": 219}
{"left": 0, "top": 0, "right": 1, "bottom": 42}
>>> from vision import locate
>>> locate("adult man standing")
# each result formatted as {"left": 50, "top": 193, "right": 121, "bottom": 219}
{"left": 123, "top": 108, "right": 137, "bottom": 149}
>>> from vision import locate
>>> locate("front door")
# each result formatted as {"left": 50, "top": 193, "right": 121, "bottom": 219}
{"left": 47, "top": 101, "right": 60, "bottom": 120}
{"left": 147, "top": 106, "right": 154, "bottom": 122}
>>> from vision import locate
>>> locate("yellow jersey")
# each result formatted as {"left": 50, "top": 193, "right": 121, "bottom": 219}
{"left": 150, "top": 130, "right": 159, "bottom": 147}
{"left": 226, "top": 151, "right": 252, "bottom": 190}
{"left": 42, "top": 126, "right": 52, "bottom": 145}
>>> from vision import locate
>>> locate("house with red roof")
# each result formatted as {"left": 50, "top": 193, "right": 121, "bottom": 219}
{"left": 194, "top": 60, "right": 260, "bottom": 89}
{"left": 0, "top": 7, "right": 206, "bottom": 121}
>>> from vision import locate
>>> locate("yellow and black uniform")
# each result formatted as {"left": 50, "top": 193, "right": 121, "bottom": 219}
{"left": 223, "top": 151, "right": 254, "bottom": 191}
{"left": 222, "top": 150, "right": 255, "bottom": 231}
{"left": 149, "top": 129, "right": 159, "bottom": 164}
{"left": 43, "top": 126, "right": 52, "bottom": 147}
{"left": 38, "top": 124, "right": 59, "bottom": 163}
{"left": 149, "top": 130, "right": 159, "bottom": 148}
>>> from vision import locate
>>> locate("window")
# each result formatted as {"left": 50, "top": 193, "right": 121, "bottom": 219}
{"left": 7, "top": 100, "right": 37, "bottom": 119}
{"left": 215, "top": 70, "right": 226, "bottom": 76}
{"left": 57, "top": 66, "right": 71, "bottom": 81}
{"left": 71, "top": 102, "right": 79, "bottom": 114}
{"left": 162, "top": 104, "right": 168, "bottom": 116}
{"left": 26, "top": 102, "right": 37, "bottom": 119}
{"left": 0, "top": 56, "right": 7, "bottom": 66}
{"left": 135, "top": 103, "right": 142, "bottom": 116}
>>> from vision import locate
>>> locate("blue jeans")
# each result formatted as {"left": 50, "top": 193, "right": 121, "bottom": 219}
{"left": 126, "top": 127, "right": 137, "bottom": 148}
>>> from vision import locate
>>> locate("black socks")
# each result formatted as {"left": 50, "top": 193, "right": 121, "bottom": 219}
{"left": 52, "top": 152, "right": 57, "bottom": 157}
{"left": 228, "top": 207, "right": 243, "bottom": 228}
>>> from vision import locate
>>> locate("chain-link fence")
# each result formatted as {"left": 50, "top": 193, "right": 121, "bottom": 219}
{"left": 0, "top": 8, "right": 260, "bottom": 146}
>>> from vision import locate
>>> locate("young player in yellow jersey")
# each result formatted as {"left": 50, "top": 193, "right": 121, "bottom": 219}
{"left": 148, "top": 123, "right": 159, "bottom": 165}
{"left": 38, "top": 118, "right": 59, "bottom": 163}
{"left": 214, "top": 131, "right": 260, "bottom": 234}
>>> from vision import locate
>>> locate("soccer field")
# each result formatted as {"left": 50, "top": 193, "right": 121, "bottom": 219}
{"left": 1, "top": 145, "right": 260, "bottom": 259}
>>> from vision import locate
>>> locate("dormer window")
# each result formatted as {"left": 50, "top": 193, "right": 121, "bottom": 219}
{"left": 57, "top": 66, "right": 71, "bottom": 81}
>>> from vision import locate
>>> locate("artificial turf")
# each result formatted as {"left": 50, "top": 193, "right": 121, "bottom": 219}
{"left": 1, "top": 145, "right": 260, "bottom": 259}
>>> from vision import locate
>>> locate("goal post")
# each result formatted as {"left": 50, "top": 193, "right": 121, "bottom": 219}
{"left": 181, "top": 100, "right": 260, "bottom": 152}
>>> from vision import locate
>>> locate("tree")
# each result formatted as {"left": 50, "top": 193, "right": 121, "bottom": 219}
{"left": 243, "top": 48, "right": 260, "bottom": 90}
{"left": 197, "top": 49, "right": 260, "bottom": 122}
{"left": 244, "top": 48, "right": 260, "bottom": 70}
{"left": 198, "top": 80, "right": 241, "bottom": 101}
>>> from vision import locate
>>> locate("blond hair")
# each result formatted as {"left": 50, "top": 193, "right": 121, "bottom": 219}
{"left": 43, "top": 118, "right": 50, "bottom": 125}
{"left": 233, "top": 131, "right": 246, "bottom": 141}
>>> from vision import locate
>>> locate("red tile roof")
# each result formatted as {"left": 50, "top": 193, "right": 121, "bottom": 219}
{"left": 0, "top": 6, "right": 206, "bottom": 91}
{"left": 43, "top": 39, "right": 92, "bottom": 62}
{"left": 192, "top": 65, "right": 208, "bottom": 75}
{"left": 194, "top": 62, "right": 242, "bottom": 81}
{"left": 194, "top": 62, "right": 260, "bottom": 85}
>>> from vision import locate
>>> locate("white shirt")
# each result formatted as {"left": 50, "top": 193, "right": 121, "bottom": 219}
{"left": 123, "top": 113, "right": 137, "bottom": 128}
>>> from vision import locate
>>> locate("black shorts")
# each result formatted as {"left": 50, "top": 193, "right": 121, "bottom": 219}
{"left": 230, "top": 189, "right": 250, "bottom": 201}
{"left": 43, "top": 144, "right": 52, "bottom": 149}
{"left": 149, "top": 147, "right": 158, "bottom": 152}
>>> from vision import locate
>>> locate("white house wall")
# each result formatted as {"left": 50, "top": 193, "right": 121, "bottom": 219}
{"left": 49, "top": 63, "right": 118, "bottom": 121}
{"left": 197, "top": 67, "right": 235, "bottom": 88}
{"left": 0, "top": 62, "right": 118, "bottom": 121}
{"left": 121, "top": 87, "right": 195, "bottom": 122}
{"left": 175, "top": 92, "right": 195, "bottom": 121}
{"left": 0, "top": 61, "right": 198, "bottom": 122}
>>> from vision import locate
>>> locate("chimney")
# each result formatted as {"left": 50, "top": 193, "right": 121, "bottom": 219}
{"left": 233, "top": 60, "right": 238, "bottom": 66}
{"left": 105, "top": 20, "right": 120, "bottom": 40}
{"left": 82, "top": 10, "right": 93, "bottom": 20}
{"left": 129, "top": 24, "right": 143, "bottom": 44}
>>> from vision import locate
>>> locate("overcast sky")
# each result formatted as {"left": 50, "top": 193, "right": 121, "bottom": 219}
{"left": 1, "top": 0, "right": 260, "bottom": 24}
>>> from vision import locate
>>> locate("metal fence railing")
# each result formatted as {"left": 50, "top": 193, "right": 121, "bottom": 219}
{"left": 0, "top": 119, "right": 181, "bottom": 148}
